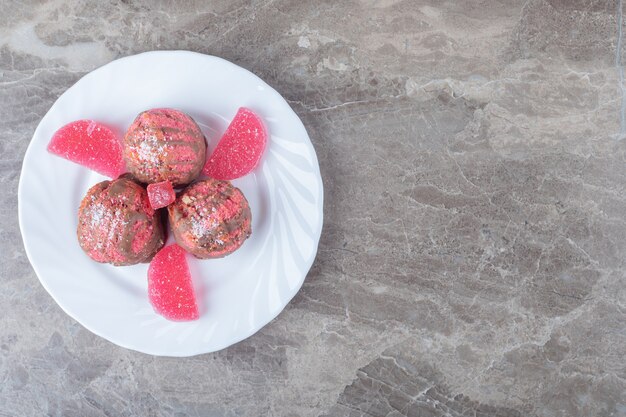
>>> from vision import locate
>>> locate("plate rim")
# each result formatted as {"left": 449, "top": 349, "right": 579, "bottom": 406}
{"left": 17, "top": 50, "right": 324, "bottom": 356}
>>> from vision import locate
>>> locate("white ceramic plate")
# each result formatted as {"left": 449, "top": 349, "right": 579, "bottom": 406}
{"left": 18, "top": 51, "right": 323, "bottom": 356}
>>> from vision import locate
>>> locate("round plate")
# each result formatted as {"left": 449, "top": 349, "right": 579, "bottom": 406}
{"left": 18, "top": 51, "right": 323, "bottom": 356}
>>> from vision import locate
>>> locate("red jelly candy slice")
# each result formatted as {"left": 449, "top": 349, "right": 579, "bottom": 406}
{"left": 203, "top": 107, "right": 268, "bottom": 180}
{"left": 47, "top": 120, "right": 125, "bottom": 178}
{"left": 148, "top": 244, "right": 199, "bottom": 321}
{"left": 147, "top": 181, "right": 175, "bottom": 210}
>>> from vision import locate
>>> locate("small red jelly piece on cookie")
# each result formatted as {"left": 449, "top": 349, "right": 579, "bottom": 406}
{"left": 202, "top": 107, "right": 267, "bottom": 180}
{"left": 147, "top": 181, "right": 175, "bottom": 210}
{"left": 47, "top": 120, "right": 125, "bottom": 178}
{"left": 148, "top": 244, "right": 199, "bottom": 321}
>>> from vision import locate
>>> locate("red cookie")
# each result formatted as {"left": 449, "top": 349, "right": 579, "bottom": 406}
{"left": 124, "top": 108, "right": 207, "bottom": 186}
{"left": 77, "top": 177, "right": 164, "bottom": 266}
{"left": 168, "top": 179, "right": 252, "bottom": 259}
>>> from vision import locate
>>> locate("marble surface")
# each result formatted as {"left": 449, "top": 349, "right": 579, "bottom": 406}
{"left": 1, "top": 0, "right": 626, "bottom": 416}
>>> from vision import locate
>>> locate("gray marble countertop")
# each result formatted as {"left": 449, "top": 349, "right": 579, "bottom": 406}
{"left": 2, "top": 1, "right": 626, "bottom": 416}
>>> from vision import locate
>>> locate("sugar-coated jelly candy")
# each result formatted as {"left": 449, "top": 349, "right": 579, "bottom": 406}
{"left": 148, "top": 244, "right": 199, "bottom": 321}
{"left": 203, "top": 108, "right": 267, "bottom": 180}
{"left": 147, "top": 181, "right": 175, "bottom": 210}
{"left": 47, "top": 120, "right": 125, "bottom": 178}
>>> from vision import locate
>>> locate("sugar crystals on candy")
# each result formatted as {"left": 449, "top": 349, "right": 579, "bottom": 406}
{"left": 148, "top": 244, "right": 199, "bottom": 321}
{"left": 202, "top": 107, "right": 267, "bottom": 180}
{"left": 47, "top": 120, "right": 125, "bottom": 178}
{"left": 147, "top": 181, "right": 175, "bottom": 210}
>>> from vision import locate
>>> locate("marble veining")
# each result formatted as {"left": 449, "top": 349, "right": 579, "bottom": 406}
{"left": 1, "top": 1, "right": 625, "bottom": 416}
{"left": 615, "top": 0, "right": 626, "bottom": 137}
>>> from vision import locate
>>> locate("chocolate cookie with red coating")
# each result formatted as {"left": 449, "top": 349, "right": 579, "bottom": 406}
{"left": 168, "top": 179, "right": 251, "bottom": 259}
{"left": 123, "top": 108, "right": 207, "bottom": 187}
{"left": 77, "top": 177, "right": 165, "bottom": 266}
